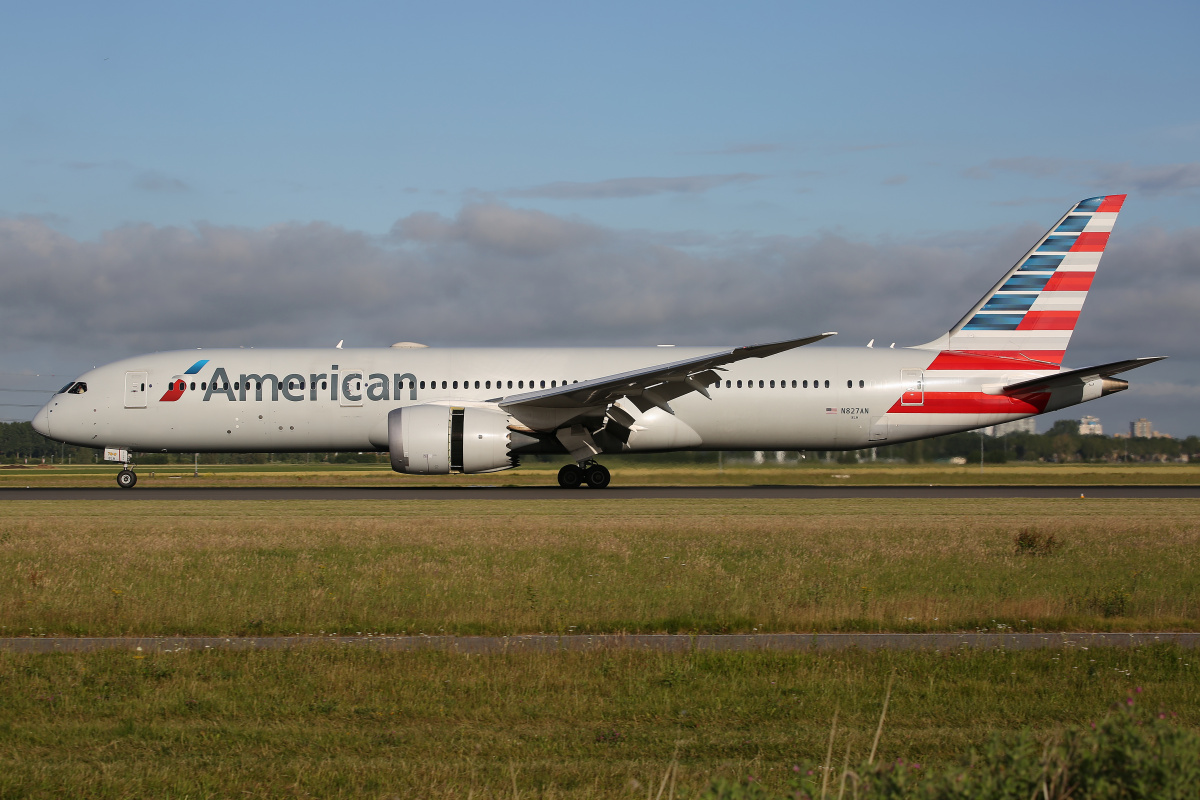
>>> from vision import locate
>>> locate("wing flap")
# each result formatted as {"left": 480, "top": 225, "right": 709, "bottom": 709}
{"left": 498, "top": 333, "right": 836, "bottom": 418}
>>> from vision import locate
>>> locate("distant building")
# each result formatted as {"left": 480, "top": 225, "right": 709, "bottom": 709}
{"left": 1079, "top": 415, "right": 1103, "bottom": 435}
{"left": 983, "top": 418, "right": 1038, "bottom": 437}
{"left": 1131, "top": 418, "right": 1153, "bottom": 438}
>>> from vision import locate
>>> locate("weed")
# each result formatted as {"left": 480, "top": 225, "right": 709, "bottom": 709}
{"left": 1014, "top": 528, "right": 1061, "bottom": 555}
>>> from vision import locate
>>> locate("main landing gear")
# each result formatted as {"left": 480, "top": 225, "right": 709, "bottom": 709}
{"left": 557, "top": 461, "right": 611, "bottom": 489}
{"left": 116, "top": 468, "right": 138, "bottom": 489}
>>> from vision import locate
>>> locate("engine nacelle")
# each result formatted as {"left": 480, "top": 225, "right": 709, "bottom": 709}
{"left": 388, "top": 405, "right": 517, "bottom": 474}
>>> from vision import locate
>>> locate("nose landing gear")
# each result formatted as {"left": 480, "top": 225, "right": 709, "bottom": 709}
{"left": 557, "top": 461, "right": 610, "bottom": 489}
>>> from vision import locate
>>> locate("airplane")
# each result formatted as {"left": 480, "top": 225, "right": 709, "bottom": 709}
{"left": 32, "top": 194, "right": 1163, "bottom": 489}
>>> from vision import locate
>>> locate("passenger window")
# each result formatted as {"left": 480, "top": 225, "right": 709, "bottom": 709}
{"left": 803, "top": 380, "right": 807, "bottom": 388}
{"left": 770, "top": 380, "right": 775, "bottom": 388}
{"left": 737, "top": 380, "right": 743, "bottom": 388}
{"left": 419, "top": 381, "right": 425, "bottom": 389}
{"left": 141, "top": 383, "right": 146, "bottom": 391}
{"left": 726, "top": 380, "right": 731, "bottom": 388}
{"left": 791, "top": 380, "right": 796, "bottom": 388}
{"left": 190, "top": 382, "right": 195, "bottom": 391}
{"left": 758, "top": 380, "right": 763, "bottom": 388}
{"left": 474, "top": 381, "right": 480, "bottom": 389}
{"left": 824, "top": 380, "right": 829, "bottom": 388}
{"left": 859, "top": 380, "right": 865, "bottom": 388}
{"left": 518, "top": 381, "right": 524, "bottom": 388}
{"left": 507, "top": 381, "right": 513, "bottom": 389}
{"left": 485, "top": 381, "right": 491, "bottom": 389}
{"left": 440, "top": 381, "right": 446, "bottom": 389}
{"left": 453, "top": 381, "right": 458, "bottom": 389}
{"left": 847, "top": 380, "right": 852, "bottom": 388}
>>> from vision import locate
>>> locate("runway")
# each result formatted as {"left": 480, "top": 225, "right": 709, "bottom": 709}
{"left": 1, "top": 632, "right": 1195, "bottom": 654}
{"left": 2, "top": 484, "right": 1199, "bottom": 500}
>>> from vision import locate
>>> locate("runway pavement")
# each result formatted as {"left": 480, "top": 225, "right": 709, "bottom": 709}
{"left": 2, "top": 484, "right": 1199, "bottom": 500}
{"left": 1, "top": 632, "right": 1195, "bottom": 654}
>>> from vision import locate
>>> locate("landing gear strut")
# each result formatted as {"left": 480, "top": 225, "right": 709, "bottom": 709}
{"left": 116, "top": 468, "right": 137, "bottom": 489}
{"left": 557, "top": 461, "right": 610, "bottom": 489}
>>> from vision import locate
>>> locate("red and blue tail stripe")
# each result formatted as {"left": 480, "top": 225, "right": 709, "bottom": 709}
{"left": 929, "top": 195, "right": 1125, "bottom": 369}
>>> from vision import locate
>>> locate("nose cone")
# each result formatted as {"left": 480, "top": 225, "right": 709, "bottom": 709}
{"left": 32, "top": 404, "right": 51, "bottom": 438}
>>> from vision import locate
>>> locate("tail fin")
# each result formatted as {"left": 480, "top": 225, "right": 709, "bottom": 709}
{"left": 918, "top": 194, "right": 1125, "bottom": 366}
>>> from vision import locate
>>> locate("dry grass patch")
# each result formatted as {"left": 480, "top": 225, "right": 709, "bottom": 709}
{"left": 0, "top": 499, "right": 1196, "bottom": 635}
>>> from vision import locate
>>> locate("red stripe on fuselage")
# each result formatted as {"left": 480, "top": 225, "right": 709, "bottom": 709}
{"left": 159, "top": 379, "right": 187, "bottom": 402}
{"left": 1017, "top": 311, "right": 1080, "bottom": 330}
{"left": 926, "top": 351, "right": 1064, "bottom": 370}
{"left": 1071, "top": 232, "right": 1109, "bottom": 251}
{"left": 1043, "top": 272, "right": 1094, "bottom": 292}
{"left": 887, "top": 392, "right": 1050, "bottom": 415}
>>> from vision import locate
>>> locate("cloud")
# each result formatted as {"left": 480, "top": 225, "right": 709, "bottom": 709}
{"left": 391, "top": 204, "right": 604, "bottom": 258}
{"left": 882, "top": 174, "right": 908, "bottom": 186}
{"left": 840, "top": 143, "right": 897, "bottom": 152}
{"left": 700, "top": 142, "right": 787, "bottom": 155}
{"left": 1, "top": 205, "right": 1197, "bottom": 430}
{"left": 133, "top": 170, "right": 190, "bottom": 193}
{"left": 507, "top": 173, "right": 764, "bottom": 199}
{"left": 966, "top": 157, "right": 1200, "bottom": 196}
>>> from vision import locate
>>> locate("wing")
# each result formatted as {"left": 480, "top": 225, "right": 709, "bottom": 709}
{"left": 497, "top": 332, "right": 836, "bottom": 422}
{"left": 1002, "top": 356, "right": 1165, "bottom": 394}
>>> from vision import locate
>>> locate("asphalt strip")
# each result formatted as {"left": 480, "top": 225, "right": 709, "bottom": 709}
{"left": 1, "top": 632, "right": 1196, "bottom": 654}
{"left": 3, "top": 485, "right": 1200, "bottom": 500}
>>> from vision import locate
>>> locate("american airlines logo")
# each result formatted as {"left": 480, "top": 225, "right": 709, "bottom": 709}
{"left": 159, "top": 359, "right": 210, "bottom": 402}
{"left": 178, "top": 366, "right": 420, "bottom": 403}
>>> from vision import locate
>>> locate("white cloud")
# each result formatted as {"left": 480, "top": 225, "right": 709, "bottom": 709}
{"left": 507, "top": 173, "right": 764, "bottom": 199}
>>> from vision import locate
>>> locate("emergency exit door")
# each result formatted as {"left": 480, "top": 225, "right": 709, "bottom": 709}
{"left": 124, "top": 371, "right": 149, "bottom": 408}
{"left": 900, "top": 369, "right": 924, "bottom": 406}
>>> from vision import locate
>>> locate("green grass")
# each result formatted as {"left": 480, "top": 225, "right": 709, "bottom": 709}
{"left": 0, "top": 645, "right": 1194, "bottom": 798}
{"left": 2, "top": 459, "right": 1199, "bottom": 487}
{"left": 1, "top": 499, "right": 1197, "bottom": 636}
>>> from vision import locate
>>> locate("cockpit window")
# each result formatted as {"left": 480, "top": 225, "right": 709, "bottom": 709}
{"left": 68, "top": 382, "right": 87, "bottom": 394}
{"left": 58, "top": 383, "right": 75, "bottom": 394}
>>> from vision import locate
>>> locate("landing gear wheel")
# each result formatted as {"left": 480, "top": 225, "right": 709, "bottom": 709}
{"left": 116, "top": 469, "right": 137, "bottom": 489}
{"left": 584, "top": 463, "right": 611, "bottom": 489}
{"left": 557, "top": 464, "right": 584, "bottom": 489}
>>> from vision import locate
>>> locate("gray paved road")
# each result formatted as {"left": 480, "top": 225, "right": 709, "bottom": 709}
{"left": 2, "top": 485, "right": 1199, "bottom": 500}
{"left": 1, "top": 632, "right": 1195, "bottom": 654}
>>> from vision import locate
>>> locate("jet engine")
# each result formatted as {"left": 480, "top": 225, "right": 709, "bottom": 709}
{"left": 387, "top": 405, "right": 517, "bottom": 474}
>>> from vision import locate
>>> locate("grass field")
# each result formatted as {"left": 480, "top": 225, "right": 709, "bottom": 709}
{"left": 0, "top": 645, "right": 1194, "bottom": 798}
{"left": 2, "top": 459, "right": 1199, "bottom": 487}
{"left": 2, "top": 494, "right": 1198, "bottom": 797}
{"left": 1, "top": 498, "right": 1196, "bottom": 636}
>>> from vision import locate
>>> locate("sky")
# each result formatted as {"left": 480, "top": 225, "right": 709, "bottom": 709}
{"left": 1, "top": 1, "right": 1198, "bottom": 435}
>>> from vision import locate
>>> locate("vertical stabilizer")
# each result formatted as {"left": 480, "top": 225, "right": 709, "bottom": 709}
{"left": 917, "top": 195, "right": 1125, "bottom": 366}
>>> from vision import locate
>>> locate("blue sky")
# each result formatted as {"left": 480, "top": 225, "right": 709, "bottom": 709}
{"left": 2, "top": 1, "right": 1198, "bottom": 434}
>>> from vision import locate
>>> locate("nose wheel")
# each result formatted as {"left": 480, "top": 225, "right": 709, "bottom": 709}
{"left": 557, "top": 461, "right": 610, "bottom": 489}
{"left": 116, "top": 469, "right": 138, "bottom": 489}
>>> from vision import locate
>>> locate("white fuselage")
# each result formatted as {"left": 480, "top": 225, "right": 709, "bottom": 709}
{"left": 35, "top": 344, "right": 1066, "bottom": 455}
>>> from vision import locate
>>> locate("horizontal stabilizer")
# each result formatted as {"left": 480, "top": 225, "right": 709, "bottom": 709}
{"left": 1002, "top": 357, "right": 1165, "bottom": 394}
